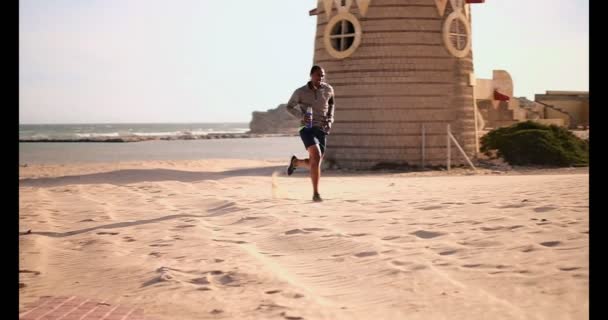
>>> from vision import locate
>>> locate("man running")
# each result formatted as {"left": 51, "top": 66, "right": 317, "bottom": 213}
{"left": 285, "top": 65, "right": 335, "bottom": 202}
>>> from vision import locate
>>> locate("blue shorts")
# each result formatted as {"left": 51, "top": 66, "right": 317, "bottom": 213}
{"left": 299, "top": 127, "right": 327, "bottom": 155}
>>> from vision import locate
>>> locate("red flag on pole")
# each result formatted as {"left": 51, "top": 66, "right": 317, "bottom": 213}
{"left": 494, "top": 90, "right": 510, "bottom": 102}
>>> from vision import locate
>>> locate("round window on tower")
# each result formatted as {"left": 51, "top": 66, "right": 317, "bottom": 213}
{"left": 442, "top": 11, "right": 471, "bottom": 58}
{"left": 324, "top": 13, "right": 362, "bottom": 59}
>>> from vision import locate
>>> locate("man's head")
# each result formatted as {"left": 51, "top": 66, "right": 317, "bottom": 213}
{"left": 310, "top": 65, "right": 325, "bottom": 87}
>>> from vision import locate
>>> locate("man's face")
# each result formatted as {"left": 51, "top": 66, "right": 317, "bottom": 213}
{"left": 311, "top": 68, "right": 325, "bottom": 85}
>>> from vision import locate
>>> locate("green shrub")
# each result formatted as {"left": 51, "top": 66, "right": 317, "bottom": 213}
{"left": 481, "top": 121, "right": 588, "bottom": 166}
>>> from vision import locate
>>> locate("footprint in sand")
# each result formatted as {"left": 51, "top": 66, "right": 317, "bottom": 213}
{"left": 211, "top": 272, "right": 243, "bottom": 287}
{"left": 438, "top": 249, "right": 459, "bottom": 256}
{"left": 19, "top": 269, "right": 41, "bottom": 275}
{"left": 265, "top": 290, "right": 281, "bottom": 294}
{"left": 354, "top": 251, "right": 378, "bottom": 258}
{"left": 281, "top": 312, "right": 304, "bottom": 320}
{"left": 534, "top": 206, "right": 558, "bottom": 213}
{"left": 282, "top": 292, "right": 304, "bottom": 299}
{"left": 520, "top": 245, "right": 536, "bottom": 253}
{"left": 458, "top": 240, "right": 502, "bottom": 248}
{"left": 480, "top": 226, "right": 504, "bottom": 231}
{"left": 410, "top": 264, "right": 427, "bottom": 271}
{"left": 285, "top": 229, "right": 309, "bottom": 235}
{"left": 349, "top": 233, "right": 369, "bottom": 237}
{"left": 189, "top": 277, "right": 211, "bottom": 285}
{"left": 540, "top": 241, "right": 561, "bottom": 247}
{"left": 499, "top": 203, "right": 527, "bottom": 209}
{"left": 97, "top": 232, "right": 119, "bottom": 235}
{"left": 149, "top": 243, "right": 172, "bottom": 247}
{"left": 212, "top": 239, "right": 248, "bottom": 244}
{"left": 419, "top": 206, "right": 444, "bottom": 211}
{"left": 285, "top": 228, "right": 326, "bottom": 235}
{"left": 382, "top": 236, "right": 400, "bottom": 241}
{"left": 347, "top": 219, "right": 375, "bottom": 223}
{"left": 411, "top": 230, "right": 444, "bottom": 239}
{"left": 257, "top": 303, "right": 288, "bottom": 312}
{"left": 321, "top": 233, "right": 344, "bottom": 238}
{"left": 559, "top": 267, "right": 580, "bottom": 271}
{"left": 303, "top": 228, "right": 327, "bottom": 232}
{"left": 149, "top": 252, "right": 163, "bottom": 257}
{"left": 174, "top": 224, "right": 196, "bottom": 229}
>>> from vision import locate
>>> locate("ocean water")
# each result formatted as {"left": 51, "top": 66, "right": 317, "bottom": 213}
{"left": 19, "top": 123, "right": 250, "bottom": 140}
{"left": 19, "top": 137, "right": 304, "bottom": 164}
{"left": 19, "top": 123, "right": 307, "bottom": 164}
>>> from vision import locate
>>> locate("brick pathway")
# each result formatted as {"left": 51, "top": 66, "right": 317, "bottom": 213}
{"left": 20, "top": 296, "right": 154, "bottom": 320}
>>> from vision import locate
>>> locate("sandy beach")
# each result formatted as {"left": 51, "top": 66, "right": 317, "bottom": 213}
{"left": 19, "top": 159, "right": 588, "bottom": 319}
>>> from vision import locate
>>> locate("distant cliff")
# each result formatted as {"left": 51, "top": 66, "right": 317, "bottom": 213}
{"left": 249, "top": 104, "right": 301, "bottom": 134}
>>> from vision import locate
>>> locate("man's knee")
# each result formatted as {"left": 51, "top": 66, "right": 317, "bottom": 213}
{"left": 308, "top": 146, "right": 322, "bottom": 164}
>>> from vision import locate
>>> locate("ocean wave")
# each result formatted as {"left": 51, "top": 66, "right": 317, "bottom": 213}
{"left": 20, "top": 132, "right": 297, "bottom": 143}
{"left": 69, "top": 129, "right": 250, "bottom": 139}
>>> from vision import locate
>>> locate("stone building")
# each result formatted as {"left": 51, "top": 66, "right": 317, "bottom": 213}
{"left": 535, "top": 91, "right": 589, "bottom": 129}
{"left": 312, "top": 0, "right": 478, "bottom": 169}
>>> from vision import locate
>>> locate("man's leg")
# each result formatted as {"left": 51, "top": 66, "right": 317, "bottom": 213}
{"left": 306, "top": 144, "right": 322, "bottom": 195}
{"left": 293, "top": 128, "right": 326, "bottom": 169}
{"left": 294, "top": 158, "right": 310, "bottom": 169}
{"left": 290, "top": 128, "right": 315, "bottom": 172}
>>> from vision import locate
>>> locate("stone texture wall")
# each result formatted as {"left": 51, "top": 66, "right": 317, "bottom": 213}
{"left": 314, "top": 0, "right": 476, "bottom": 168}
{"left": 249, "top": 104, "right": 300, "bottom": 134}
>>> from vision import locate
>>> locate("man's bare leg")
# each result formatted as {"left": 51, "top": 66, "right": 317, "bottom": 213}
{"left": 294, "top": 158, "right": 311, "bottom": 169}
{"left": 292, "top": 145, "right": 323, "bottom": 196}
{"left": 307, "top": 145, "right": 322, "bottom": 195}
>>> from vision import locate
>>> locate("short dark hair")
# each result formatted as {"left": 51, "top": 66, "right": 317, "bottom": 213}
{"left": 310, "top": 65, "right": 323, "bottom": 75}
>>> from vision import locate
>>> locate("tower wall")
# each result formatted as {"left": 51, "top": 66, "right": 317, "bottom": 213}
{"left": 314, "top": 0, "right": 476, "bottom": 169}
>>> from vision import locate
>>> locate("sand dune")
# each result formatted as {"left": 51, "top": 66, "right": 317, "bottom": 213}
{"left": 19, "top": 160, "right": 588, "bottom": 319}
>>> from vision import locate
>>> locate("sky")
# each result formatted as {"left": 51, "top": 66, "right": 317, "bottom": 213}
{"left": 19, "top": 0, "right": 589, "bottom": 124}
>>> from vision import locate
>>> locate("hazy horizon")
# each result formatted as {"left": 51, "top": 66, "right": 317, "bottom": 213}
{"left": 20, "top": 0, "right": 588, "bottom": 124}
{"left": 20, "top": 121, "right": 251, "bottom": 125}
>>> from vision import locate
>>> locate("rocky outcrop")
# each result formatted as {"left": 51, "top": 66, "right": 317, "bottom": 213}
{"left": 249, "top": 104, "right": 301, "bottom": 134}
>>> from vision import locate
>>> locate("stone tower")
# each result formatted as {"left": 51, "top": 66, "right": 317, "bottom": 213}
{"left": 313, "top": 0, "right": 477, "bottom": 169}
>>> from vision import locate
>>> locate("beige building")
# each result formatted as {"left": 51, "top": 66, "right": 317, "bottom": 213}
{"left": 313, "top": 0, "right": 478, "bottom": 169}
{"left": 473, "top": 70, "right": 589, "bottom": 130}
{"left": 475, "top": 70, "right": 524, "bottom": 129}
{"left": 535, "top": 91, "right": 589, "bottom": 129}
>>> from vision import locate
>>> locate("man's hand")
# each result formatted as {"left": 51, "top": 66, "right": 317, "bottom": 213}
{"left": 322, "top": 120, "right": 332, "bottom": 134}
{"left": 304, "top": 113, "right": 312, "bottom": 124}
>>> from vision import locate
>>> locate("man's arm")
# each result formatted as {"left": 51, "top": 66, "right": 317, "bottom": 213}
{"left": 326, "top": 95, "right": 335, "bottom": 124}
{"left": 285, "top": 89, "right": 303, "bottom": 119}
{"left": 324, "top": 88, "right": 335, "bottom": 133}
